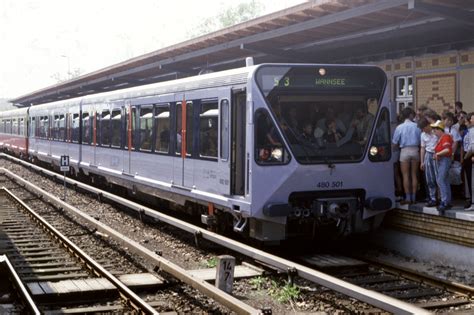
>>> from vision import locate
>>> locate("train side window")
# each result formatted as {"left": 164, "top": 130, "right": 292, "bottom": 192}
{"left": 30, "top": 117, "right": 35, "bottom": 137}
{"left": 101, "top": 110, "right": 111, "bottom": 146}
{"left": 6, "top": 119, "right": 11, "bottom": 134}
{"left": 126, "top": 107, "right": 137, "bottom": 150}
{"left": 186, "top": 102, "right": 193, "bottom": 156}
{"left": 82, "top": 113, "right": 91, "bottom": 144}
{"left": 254, "top": 109, "right": 289, "bottom": 165}
{"left": 43, "top": 116, "right": 49, "bottom": 139}
{"left": 72, "top": 114, "right": 80, "bottom": 143}
{"left": 199, "top": 102, "right": 218, "bottom": 159}
{"left": 220, "top": 99, "right": 229, "bottom": 160}
{"left": 111, "top": 109, "right": 121, "bottom": 148}
{"left": 175, "top": 102, "right": 193, "bottom": 156}
{"left": 369, "top": 108, "right": 391, "bottom": 162}
{"left": 19, "top": 118, "right": 25, "bottom": 136}
{"left": 53, "top": 115, "right": 59, "bottom": 140}
{"left": 139, "top": 106, "right": 153, "bottom": 152}
{"left": 58, "top": 115, "right": 65, "bottom": 141}
{"left": 12, "top": 119, "right": 17, "bottom": 135}
{"left": 176, "top": 103, "right": 182, "bottom": 155}
{"left": 35, "top": 117, "right": 40, "bottom": 138}
{"left": 154, "top": 105, "right": 170, "bottom": 154}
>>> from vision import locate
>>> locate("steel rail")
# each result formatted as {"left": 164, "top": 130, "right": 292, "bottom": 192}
{"left": 0, "top": 155, "right": 428, "bottom": 314}
{"left": 0, "top": 187, "right": 159, "bottom": 315}
{"left": 359, "top": 256, "right": 474, "bottom": 298}
{"left": 0, "top": 167, "right": 260, "bottom": 315}
{"left": 0, "top": 254, "right": 40, "bottom": 315}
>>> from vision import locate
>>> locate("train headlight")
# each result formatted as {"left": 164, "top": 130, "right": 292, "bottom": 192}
{"left": 271, "top": 148, "right": 283, "bottom": 161}
{"left": 369, "top": 146, "right": 378, "bottom": 156}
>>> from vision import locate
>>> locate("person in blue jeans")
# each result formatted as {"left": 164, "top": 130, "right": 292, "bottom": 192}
{"left": 431, "top": 120, "right": 454, "bottom": 212}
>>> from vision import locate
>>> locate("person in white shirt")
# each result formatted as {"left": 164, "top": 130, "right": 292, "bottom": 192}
{"left": 462, "top": 112, "right": 474, "bottom": 209}
{"left": 419, "top": 118, "right": 439, "bottom": 207}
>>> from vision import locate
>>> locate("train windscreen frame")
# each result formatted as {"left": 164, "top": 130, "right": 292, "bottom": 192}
{"left": 255, "top": 65, "right": 386, "bottom": 164}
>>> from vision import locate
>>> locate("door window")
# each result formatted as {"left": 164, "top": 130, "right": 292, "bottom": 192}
{"left": 139, "top": 106, "right": 153, "bottom": 151}
{"left": 154, "top": 105, "right": 170, "bottom": 153}
{"left": 199, "top": 102, "right": 218, "bottom": 159}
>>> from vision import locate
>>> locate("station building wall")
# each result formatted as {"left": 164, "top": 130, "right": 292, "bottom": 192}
{"left": 375, "top": 49, "right": 474, "bottom": 115}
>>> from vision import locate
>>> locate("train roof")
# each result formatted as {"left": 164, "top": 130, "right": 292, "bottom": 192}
{"left": 28, "top": 64, "right": 258, "bottom": 111}
{"left": 15, "top": 62, "right": 385, "bottom": 114}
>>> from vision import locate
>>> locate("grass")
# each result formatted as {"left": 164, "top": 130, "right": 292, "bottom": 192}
{"left": 249, "top": 276, "right": 301, "bottom": 304}
{"left": 268, "top": 279, "right": 301, "bottom": 303}
{"left": 205, "top": 257, "right": 218, "bottom": 268}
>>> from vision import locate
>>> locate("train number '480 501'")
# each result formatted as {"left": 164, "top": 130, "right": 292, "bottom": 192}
{"left": 317, "top": 181, "right": 343, "bottom": 189}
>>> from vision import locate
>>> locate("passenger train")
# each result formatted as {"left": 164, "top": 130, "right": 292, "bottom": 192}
{"left": 0, "top": 63, "right": 394, "bottom": 242}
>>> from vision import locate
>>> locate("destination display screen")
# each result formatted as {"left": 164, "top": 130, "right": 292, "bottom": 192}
{"left": 256, "top": 65, "right": 386, "bottom": 95}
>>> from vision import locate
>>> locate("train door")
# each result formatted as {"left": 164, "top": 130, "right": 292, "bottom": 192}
{"left": 172, "top": 93, "right": 193, "bottom": 187}
{"left": 172, "top": 88, "right": 234, "bottom": 195}
{"left": 123, "top": 100, "right": 135, "bottom": 175}
{"left": 231, "top": 89, "right": 246, "bottom": 196}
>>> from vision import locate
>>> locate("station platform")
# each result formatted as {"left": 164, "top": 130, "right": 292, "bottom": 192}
{"left": 396, "top": 201, "right": 474, "bottom": 222}
{"left": 374, "top": 201, "right": 474, "bottom": 270}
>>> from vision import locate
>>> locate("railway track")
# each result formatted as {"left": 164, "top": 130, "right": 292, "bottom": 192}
{"left": 301, "top": 253, "right": 473, "bottom": 312}
{"left": 0, "top": 254, "right": 39, "bottom": 314}
{"left": 0, "top": 154, "right": 433, "bottom": 314}
{"left": 0, "top": 187, "right": 162, "bottom": 314}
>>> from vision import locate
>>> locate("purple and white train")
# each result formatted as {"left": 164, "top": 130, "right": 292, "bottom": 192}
{"left": 0, "top": 63, "right": 394, "bottom": 242}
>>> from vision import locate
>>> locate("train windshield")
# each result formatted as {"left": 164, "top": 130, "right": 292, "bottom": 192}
{"left": 255, "top": 65, "right": 386, "bottom": 164}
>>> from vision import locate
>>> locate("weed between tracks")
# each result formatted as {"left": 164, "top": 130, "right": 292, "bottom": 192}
{"left": 249, "top": 276, "right": 301, "bottom": 304}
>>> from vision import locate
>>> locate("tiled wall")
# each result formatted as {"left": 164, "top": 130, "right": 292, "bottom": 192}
{"left": 376, "top": 49, "right": 474, "bottom": 113}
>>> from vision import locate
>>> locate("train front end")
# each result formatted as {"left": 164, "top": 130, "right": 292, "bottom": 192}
{"left": 248, "top": 64, "right": 393, "bottom": 241}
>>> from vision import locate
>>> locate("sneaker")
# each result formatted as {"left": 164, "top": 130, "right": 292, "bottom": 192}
{"left": 425, "top": 201, "right": 437, "bottom": 207}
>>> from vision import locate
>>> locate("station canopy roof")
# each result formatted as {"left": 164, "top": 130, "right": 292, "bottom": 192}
{"left": 11, "top": 0, "right": 474, "bottom": 106}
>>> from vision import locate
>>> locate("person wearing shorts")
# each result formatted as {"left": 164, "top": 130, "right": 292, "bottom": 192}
{"left": 392, "top": 107, "right": 421, "bottom": 204}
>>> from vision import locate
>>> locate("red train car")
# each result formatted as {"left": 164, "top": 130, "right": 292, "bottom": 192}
{"left": 0, "top": 108, "right": 29, "bottom": 158}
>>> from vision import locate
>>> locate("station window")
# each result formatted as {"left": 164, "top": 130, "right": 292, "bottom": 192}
{"left": 254, "top": 109, "right": 289, "bottom": 165}
{"left": 111, "top": 109, "right": 122, "bottom": 148}
{"left": 82, "top": 113, "right": 91, "bottom": 144}
{"left": 154, "top": 105, "right": 170, "bottom": 154}
{"left": 199, "top": 102, "right": 218, "bottom": 159}
{"left": 395, "top": 75, "right": 413, "bottom": 113}
{"left": 101, "top": 110, "right": 111, "bottom": 146}
{"left": 72, "top": 113, "right": 80, "bottom": 143}
{"left": 139, "top": 106, "right": 153, "bottom": 152}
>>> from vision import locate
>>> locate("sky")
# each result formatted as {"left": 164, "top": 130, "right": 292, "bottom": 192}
{"left": 0, "top": 0, "right": 306, "bottom": 99}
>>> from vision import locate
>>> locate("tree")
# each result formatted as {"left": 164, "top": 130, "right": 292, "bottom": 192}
{"left": 188, "top": 0, "right": 263, "bottom": 38}
{"left": 51, "top": 68, "right": 83, "bottom": 83}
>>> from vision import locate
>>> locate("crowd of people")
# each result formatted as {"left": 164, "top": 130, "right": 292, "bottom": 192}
{"left": 392, "top": 101, "right": 473, "bottom": 212}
